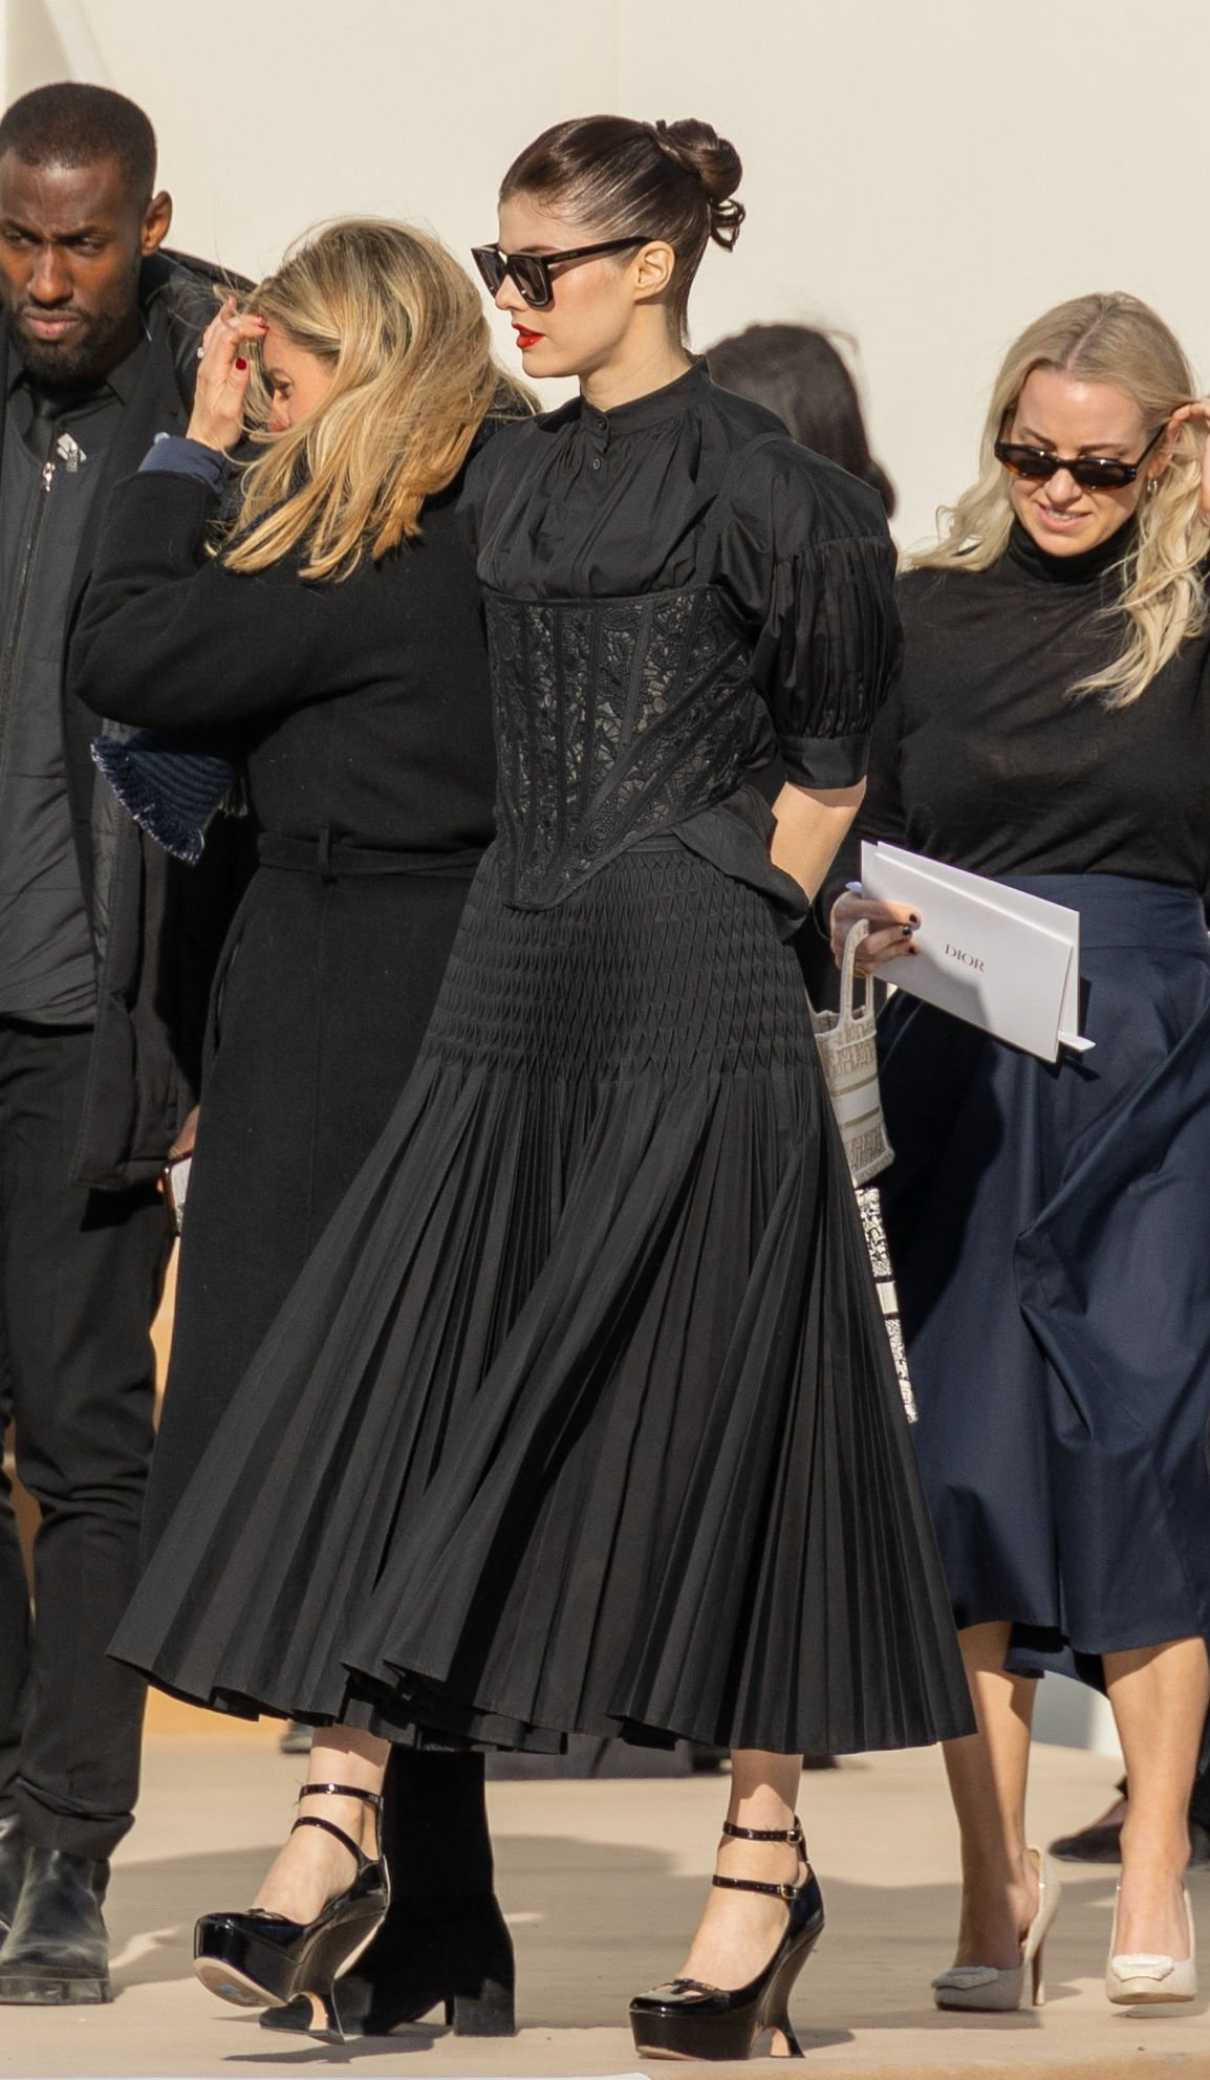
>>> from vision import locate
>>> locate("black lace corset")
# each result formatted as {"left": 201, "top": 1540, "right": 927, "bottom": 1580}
{"left": 486, "top": 585, "right": 762, "bottom": 908}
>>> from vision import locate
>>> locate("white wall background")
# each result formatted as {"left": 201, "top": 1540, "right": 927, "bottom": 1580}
{"left": 6, "top": 0, "right": 1210, "bottom": 552}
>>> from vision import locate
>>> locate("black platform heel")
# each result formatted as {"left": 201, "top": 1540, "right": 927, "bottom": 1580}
{"left": 258, "top": 1746, "right": 516, "bottom": 2042}
{"left": 194, "top": 1782, "right": 389, "bottom": 2017}
{"left": 629, "top": 1817, "right": 824, "bottom": 2061}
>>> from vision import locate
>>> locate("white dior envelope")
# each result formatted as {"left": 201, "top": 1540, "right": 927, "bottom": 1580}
{"left": 860, "top": 842, "right": 1094, "bottom": 1062}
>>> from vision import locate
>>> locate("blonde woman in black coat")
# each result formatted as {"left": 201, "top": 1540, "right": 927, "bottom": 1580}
{"left": 71, "top": 219, "right": 525, "bottom": 2042}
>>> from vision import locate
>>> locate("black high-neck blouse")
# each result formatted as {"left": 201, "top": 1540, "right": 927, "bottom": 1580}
{"left": 836, "top": 519, "right": 1210, "bottom": 901}
{"left": 464, "top": 363, "right": 901, "bottom": 794}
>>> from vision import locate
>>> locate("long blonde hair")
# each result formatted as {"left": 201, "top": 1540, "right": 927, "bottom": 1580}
{"left": 225, "top": 219, "right": 526, "bottom": 583}
{"left": 912, "top": 293, "right": 1209, "bottom": 707}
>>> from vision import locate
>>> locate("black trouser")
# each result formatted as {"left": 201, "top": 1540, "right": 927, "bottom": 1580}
{"left": 0, "top": 1022, "right": 170, "bottom": 1859}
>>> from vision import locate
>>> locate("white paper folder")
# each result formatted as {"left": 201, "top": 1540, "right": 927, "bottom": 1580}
{"left": 859, "top": 843, "right": 1094, "bottom": 1062}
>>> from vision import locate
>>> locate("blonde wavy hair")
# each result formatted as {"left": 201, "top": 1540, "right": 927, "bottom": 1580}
{"left": 912, "top": 293, "right": 1209, "bottom": 707}
{"left": 225, "top": 218, "right": 528, "bottom": 582}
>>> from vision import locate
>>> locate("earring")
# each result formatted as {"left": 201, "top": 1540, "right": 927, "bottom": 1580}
{"left": 1147, "top": 477, "right": 1159, "bottom": 497}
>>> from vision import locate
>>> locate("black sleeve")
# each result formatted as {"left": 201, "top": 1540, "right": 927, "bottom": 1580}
{"left": 69, "top": 471, "right": 336, "bottom": 728}
{"left": 720, "top": 437, "right": 903, "bottom": 789}
{"left": 821, "top": 674, "right": 908, "bottom": 918}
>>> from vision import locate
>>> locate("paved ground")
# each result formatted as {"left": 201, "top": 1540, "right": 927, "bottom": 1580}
{"left": 2, "top": 1714, "right": 1206, "bottom": 2080}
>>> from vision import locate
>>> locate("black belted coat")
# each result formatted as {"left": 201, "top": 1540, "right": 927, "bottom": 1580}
{"left": 67, "top": 442, "right": 498, "bottom": 1552}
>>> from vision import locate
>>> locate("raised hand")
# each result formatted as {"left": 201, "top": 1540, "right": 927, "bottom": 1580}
{"left": 1168, "top": 398, "right": 1210, "bottom": 520}
{"left": 186, "top": 294, "right": 269, "bottom": 454}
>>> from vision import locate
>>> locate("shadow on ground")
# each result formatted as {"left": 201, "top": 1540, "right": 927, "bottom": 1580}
{"left": 104, "top": 1832, "right": 1208, "bottom": 2061}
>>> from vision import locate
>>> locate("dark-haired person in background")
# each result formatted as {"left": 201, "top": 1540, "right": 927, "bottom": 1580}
{"left": 708, "top": 322, "right": 896, "bottom": 517}
{"left": 707, "top": 322, "right": 896, "bottom": 1013}
{"left": 0, "top": 83, "right": 243, "bottom": 2006}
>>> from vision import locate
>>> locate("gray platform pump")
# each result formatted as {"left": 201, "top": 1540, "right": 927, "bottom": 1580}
{"left": 933, "top": 1848, "right": 1061, "bottom": 2012}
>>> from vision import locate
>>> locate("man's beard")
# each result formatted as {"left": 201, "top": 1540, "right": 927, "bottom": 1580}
{"left": 7, "top": 297, "right": 135, "bottom": 393}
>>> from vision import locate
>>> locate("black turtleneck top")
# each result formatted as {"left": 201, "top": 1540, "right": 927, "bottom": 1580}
{"left": 834, "top": 519, "right": 1210, "bottom": 902}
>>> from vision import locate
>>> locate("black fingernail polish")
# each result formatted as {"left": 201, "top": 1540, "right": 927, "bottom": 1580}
{"left": 901, "top": 924, "right": 914, "bottom": 937}
{"left": 909, "top": 913, "right": 921, "bottom": 926}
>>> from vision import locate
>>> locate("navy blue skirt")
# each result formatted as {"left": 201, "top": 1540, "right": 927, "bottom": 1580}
{"left": 877, "top": 873, "right": 1210, "bottom": 1682}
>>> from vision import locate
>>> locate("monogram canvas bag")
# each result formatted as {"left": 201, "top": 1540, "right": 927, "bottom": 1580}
{"left": 811, "top": 922, "right": 915, "bottom": 1418}
{"left": 810, "top": 917, "right": 894, "bottom": 1188}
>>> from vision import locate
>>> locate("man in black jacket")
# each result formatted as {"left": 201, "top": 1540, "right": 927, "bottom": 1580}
{"left": 0, "top": 83, "right": 242, "bottom": 2004}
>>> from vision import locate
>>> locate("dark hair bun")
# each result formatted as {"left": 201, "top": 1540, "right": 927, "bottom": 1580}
{"left": 653, "top": 119, "right": 745, "bottom": 248}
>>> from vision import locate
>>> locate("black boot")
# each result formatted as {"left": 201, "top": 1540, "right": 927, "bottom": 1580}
{"left": 0, "top": 1848, "right": 111, "bottom": 2003}
{"left": 0, "top": 1816, "right": 28, "bottom": 1938}
{"left": 261, "top": 1751, "right": 515, "bottom": 2041}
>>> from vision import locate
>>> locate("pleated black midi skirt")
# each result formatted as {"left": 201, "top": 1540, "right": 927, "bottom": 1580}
{"left": 112, "top": 839, "right": 973, "bottom": 1757}
{"left": 877, "top": 872, "right": 1210, "bottom": 1682}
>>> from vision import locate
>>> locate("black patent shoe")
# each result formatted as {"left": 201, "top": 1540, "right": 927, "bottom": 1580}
{"left": 259, "top": 1893, "right": 516, "bottom": 2041}
{"left": 0, "top": 1815, "right": 28, "bottom": 1940}
{"left": 194, "top": 1782, "right": 388, "bottom": 2019}
{"left": 630, "top": 1817, "right": 824, "bottom": 2061}
{"left": 0, "top": 1848, "right": 112, "bottom": 2004}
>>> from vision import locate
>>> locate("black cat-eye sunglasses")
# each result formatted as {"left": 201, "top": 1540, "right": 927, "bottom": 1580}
{"left": 994, "top": 415, "right": 1168, "bottom": 492}
{"left": 471, "top": 237, "right": 656, "bottom": 311}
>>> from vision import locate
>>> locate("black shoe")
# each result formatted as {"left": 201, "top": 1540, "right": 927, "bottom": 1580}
{"left": 261, "top": 1746, "right": 516, "bottom": 2043}
{"left": 630, "top": 1816, "right": 824, "bottom": 2060}
{"left": 0, "top": 1848, "right": 112, "bottom": 2004}
{"left": 0, "top": 1816, "right": 28, "bottom": 1940}
{"left": 259, "top": 1893, "right": 516, "bottom": 2041}
{"left": 194, "top": 1781, "right": 388, "bottom": 2016}
{"left": 1049, "top": 1819, "right": 1125, "bottom": 1863}
{"left": 1050, "top": 1812, "right": 1210, "bottom": 1867}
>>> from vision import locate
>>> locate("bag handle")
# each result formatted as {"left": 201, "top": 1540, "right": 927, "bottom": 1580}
{"left": 838, "top": 917, "right": 874, "bottom": 1035}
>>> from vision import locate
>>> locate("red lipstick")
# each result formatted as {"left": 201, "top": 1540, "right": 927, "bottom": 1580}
{"left": 514, "top": 325, "right": 543, "bottom": 352}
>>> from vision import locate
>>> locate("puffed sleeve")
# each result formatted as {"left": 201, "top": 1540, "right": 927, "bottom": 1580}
{"left": 820, "top": 674, "right": 908, "bottom": 919}
{"left": 720, "top": 437, "right": 902, "bottom": 788}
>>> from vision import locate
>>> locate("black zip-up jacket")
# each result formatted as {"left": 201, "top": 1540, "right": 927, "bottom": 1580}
{"left": 1, "top": 248, "right": 253, "bottom": 1187}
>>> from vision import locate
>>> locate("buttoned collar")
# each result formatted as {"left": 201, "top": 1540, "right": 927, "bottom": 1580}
{"left": 577, "top": 360, "right": 708, "bottom": 452}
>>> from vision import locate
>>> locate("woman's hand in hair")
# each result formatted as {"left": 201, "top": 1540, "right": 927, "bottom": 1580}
{"left": 187, "top": 295, "right": 268, "bottom": 455}
{"left": 830, "top": 889, "right": 920, "bottom": 975}
{"left": 1168, "top": 398, "right": 1210, "bottom": 520}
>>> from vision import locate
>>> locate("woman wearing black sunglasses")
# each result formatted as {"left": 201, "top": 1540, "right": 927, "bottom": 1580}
{"left": 832, "top": 292, "right": 1210, "bottom": 2014}
{"left": 107, "top": 111, "right": 972, "bottom": 2056}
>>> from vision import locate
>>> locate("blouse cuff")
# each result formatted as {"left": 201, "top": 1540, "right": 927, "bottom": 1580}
{"left": 746, "top": 750, "right": 787, "bottom": 806}
{"left": 780, "top": 730, "right": 869, "bottom": 791}
{"left": 141, "top": 434, "right": 230, "bottom": 493}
